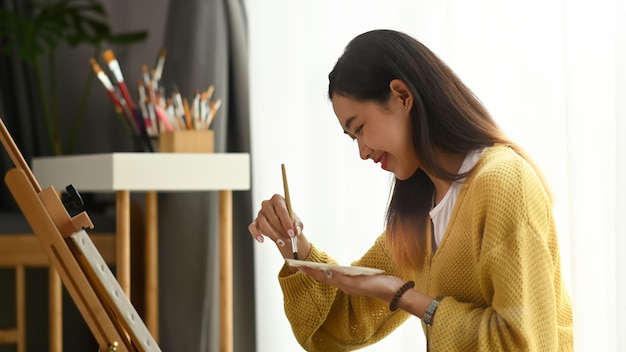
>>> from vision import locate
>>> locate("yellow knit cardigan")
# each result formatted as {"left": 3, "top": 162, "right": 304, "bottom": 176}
{"left": 278, "top": 145, "right": 574, "bottom": 351}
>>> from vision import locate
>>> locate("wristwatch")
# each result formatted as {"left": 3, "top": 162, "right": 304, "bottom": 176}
{"left": 423, "top": 296, "right": 443, "bottom": 326}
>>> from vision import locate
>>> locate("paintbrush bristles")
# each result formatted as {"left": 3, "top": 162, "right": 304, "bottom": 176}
{"left": 205, "top": 85, "right": 215, "bottom": 101}
{"left": 154, "top": 48, "right": 167, "bottom": 80}
{"left": 102, "top": 49, "right": 116, "bottom": 63}
{"left": 89, "top": 58, "right": 102, "bottom": 73}
{"left": 90, "top": 58, "right": 116, "bottom": 91}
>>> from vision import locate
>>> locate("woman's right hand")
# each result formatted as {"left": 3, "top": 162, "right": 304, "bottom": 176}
{"left": 248, "top": 194, "right": 310, "bottom": 261}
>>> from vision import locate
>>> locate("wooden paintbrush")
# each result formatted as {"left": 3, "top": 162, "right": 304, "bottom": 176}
{"left": 281, "top": 164, "right": 298, "bottom": 260}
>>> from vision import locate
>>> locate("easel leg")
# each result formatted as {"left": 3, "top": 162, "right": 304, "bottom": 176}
{"left": 219, "top": 190, "right": 233, "bottom": 352}
{"left": 49, "top": 268, "right": 62, "bottom": 352}
{"left": 145, "top": 190, "right": 159, "bottom": 340}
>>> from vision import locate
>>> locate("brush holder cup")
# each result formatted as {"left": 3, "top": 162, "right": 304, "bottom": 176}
{"left": 158, "top": 130, "right": 214, "bottom": 153}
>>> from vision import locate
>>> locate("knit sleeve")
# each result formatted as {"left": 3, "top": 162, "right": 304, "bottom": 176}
{"left": 278, "top": 235, "right": 412, "bottom": 351}
{"left": 428, "top": 152, "right": 572, "bottom": 351}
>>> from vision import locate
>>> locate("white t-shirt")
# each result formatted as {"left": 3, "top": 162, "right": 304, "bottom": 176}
{"left": 429, "top": 148, "right": 487, "bottom": 248}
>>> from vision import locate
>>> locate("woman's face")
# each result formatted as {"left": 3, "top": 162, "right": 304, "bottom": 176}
{"left": 332, "top": 83, "right": 419, "bottom": 180}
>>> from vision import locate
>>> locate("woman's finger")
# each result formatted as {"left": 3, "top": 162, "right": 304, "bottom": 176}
{"left": 255, "top": 211, "right": 287, "bottom": 246}
{"left": 248, "top": 221, "right": 264, "bottom": 243}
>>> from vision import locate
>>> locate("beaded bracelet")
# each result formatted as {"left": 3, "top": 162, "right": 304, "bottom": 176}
{"left": 389, "top": 280, "right": 415, "bottom": 311}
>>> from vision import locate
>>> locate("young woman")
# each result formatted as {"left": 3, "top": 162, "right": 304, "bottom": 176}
{"left": 249, "top": 29, "right": 573, "bottom": 351}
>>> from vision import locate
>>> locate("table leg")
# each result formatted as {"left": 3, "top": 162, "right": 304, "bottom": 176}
{"left": 219, "top": 190, "right": 233, "bottom": 352}
{"left": 116, "top": 190, "right": 131, "bottom": 297}
{"left": 16, "top": 266, "right": 24, "bottom": 352}
{"left": 144, "top": 190, "right": 159, "bottom": 340}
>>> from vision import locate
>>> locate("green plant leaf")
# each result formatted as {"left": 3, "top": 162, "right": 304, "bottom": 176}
{"left": 0, "top": 0, "right": 148, "bottom": 154}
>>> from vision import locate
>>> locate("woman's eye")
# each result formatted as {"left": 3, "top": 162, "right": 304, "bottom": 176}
{"left": 346, "top": 124, "right": 363, "bottom": 141}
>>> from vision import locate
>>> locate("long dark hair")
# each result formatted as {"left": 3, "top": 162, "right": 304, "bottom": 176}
{"left": 328, "top": 29, "right": 545, "bottom": 270}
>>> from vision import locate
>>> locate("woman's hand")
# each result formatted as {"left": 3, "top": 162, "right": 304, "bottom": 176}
{"left": 300, "top": 268, "right": 436, "bottom": 317}
{"left": 249, "top": 194, "right": 310, "bottom": 262}
{"left": 298, "top": 266, "right": 405, "bottom": 303}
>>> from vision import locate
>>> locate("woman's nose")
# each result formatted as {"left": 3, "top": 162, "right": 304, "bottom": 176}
{"left": 358, "top": 140, "right": 373, "bottom": 160}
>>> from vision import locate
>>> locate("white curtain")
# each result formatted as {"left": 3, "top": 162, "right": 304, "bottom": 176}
{"left": 246, "top": 1, "right": 625, "bottom": 351}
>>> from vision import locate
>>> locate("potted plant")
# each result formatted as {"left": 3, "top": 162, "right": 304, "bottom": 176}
{"left": 0, "top": 0, "right": 147, "bottom": 155}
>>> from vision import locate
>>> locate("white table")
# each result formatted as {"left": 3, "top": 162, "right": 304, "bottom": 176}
{"left": 32, "top": 153, "right": 250, "bottom": 352}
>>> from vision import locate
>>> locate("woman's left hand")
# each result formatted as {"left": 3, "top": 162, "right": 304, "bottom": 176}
{"left": 298, "top": 266, "right": 405, "bottom": 303}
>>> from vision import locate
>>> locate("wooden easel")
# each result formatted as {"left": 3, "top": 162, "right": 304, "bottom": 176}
{"left": 0, "top": 117, "right": 160, "bottom": 352}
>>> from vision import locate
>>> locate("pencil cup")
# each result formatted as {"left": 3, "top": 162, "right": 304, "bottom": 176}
{"left": 158, "top": 130, "right": 214, "bottom": 153}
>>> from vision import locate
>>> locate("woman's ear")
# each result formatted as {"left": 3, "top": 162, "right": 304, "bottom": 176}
{"left": 389, "top": 79, "right": 412, "bottom": 111}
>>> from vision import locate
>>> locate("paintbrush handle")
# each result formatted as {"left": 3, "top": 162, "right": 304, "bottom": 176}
{"left": 281, "top": 164, "right": 299, "bottom": 259}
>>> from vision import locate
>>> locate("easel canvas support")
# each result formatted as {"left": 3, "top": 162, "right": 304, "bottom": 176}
{"left": 1, "top": 117, "right": 160, "bottom": 352}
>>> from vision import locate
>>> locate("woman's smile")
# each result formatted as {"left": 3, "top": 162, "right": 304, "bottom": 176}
{"left": 373, "top": 152, "right": 389, "bottom": 170}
